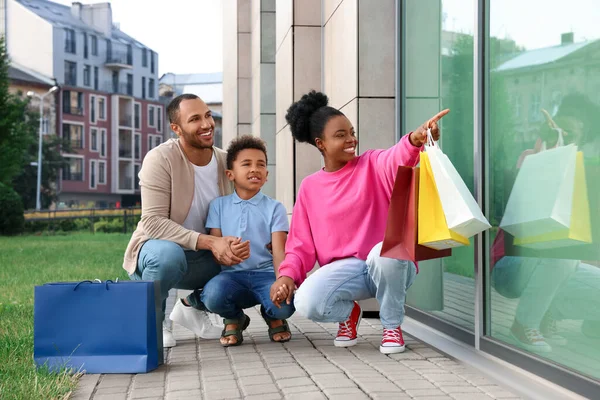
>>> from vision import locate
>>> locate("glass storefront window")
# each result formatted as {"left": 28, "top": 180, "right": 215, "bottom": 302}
{"left": 403, "top": 0, "right": 477, "bottom": 333}
{"left": 487, "top": 0, "right": 600, "bottom": 380}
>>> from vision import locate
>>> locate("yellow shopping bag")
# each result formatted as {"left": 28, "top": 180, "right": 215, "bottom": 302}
{"left": 514, "top": 151, "right": 592, "bottom": 249}
{"left": 418, "top": 152, "right": 469, "bottom": 250}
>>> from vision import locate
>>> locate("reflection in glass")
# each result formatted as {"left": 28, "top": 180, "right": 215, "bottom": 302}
{"left": 403, "top": 0, "right": 477, "bottom": 332}
{"left": 487, "top": 0, "right": 600, "bottom": 380}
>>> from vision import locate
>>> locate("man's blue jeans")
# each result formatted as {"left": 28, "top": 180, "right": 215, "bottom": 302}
{"left": 201, "top": 271, "right": 295, "bottom": 322}
{"left": 130, "top": 240, "right": 221, "bottom": 320}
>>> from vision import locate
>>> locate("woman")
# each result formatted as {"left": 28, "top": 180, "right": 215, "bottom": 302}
{"left": 270, "top": 90, "right": 449, "bottom": 354}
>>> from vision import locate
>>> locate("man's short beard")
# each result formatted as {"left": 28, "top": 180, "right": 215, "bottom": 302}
{"left": 180, "top": 127, "right": 213, "bottom": 149}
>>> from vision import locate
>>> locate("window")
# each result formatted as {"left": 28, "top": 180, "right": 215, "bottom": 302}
{"left": 90, "top": 159, "right": 97, "bottom": 189}
{"left": 98, "top": 160, "right": 106, "bottom": 184}
{"left": 63, "top": 91, "right": 83, "bottom": 115}
{"left": 486, "top": 1, "right": 600, "bottom": 381}
{"left": 83, "top": 32, "right": 88, "bottom": 59}
{"left": 148, "top": 105, "right": 155, "bottom": 127}
{"left": 147, "top": 134, "right": 161, "bottom": 151}
{"left": 148, "top": 134, "right": 161, "bottom": 151}
{"left": 63, "top": 157, "right": 83, "bottom": 181}
{"left": 64, "top": 28, "right": 76, "bottom": 53}
{"left": 150, "top": 51, "right": 155, "bottom": 74}
{"left": 134, "top": 133, "right": 141, "bottom": 160}
{"left": 90, "top": 128, "right": 98, "bottom": 151}
{"left": 64, "top": 61, "right": 77, "bottom": 86}
{"left": 83, "top": 65, "right": 91, "bottom": 86}
{"left": 90, "top": 95, "right": 96, "bottom": 123}
{"left": 63, "top": 123, "right": 84, "bottom": 149}
{"left": 98, "top": 98, "right": 106, "bottom": 120}
{"left": 402, "top": 1, "right": 476, "bottom": 333}
{"left": 529, "top": 93, "right": 542, "bottom": 122}
{"left": 142, "top": 48, "right": 148, "bottom": 67}
{"left": 91, "top": 34, "right": 98, "bottom": 56}
{"left": 157, "top": 106, "right": 162, "bottom": 132}
{"left": 134, "top": 164, "right": 140, "bottom": 190}
{"left": 41, "top": 118, "right": 49, "bottom": 135}
{"left": 134, "top": 103, "right": 141, "bottom": 130}
{"left": 94, "top": 66, "right": 99, "bottom": 90}
{"left": 142, "top": 77, "right": 146, "bottom": 99}
{"left": 106, "top": 39, "right": 112, "bottom": 60}
{"left": 127, "top": 44, "right": 133, "bottom": 65}
{"left": 127, "top": 73, "right": 133, "bottom": 96}
{"left": 112, "top": 70, "right": 119, "bottom": 93}
{"left": 100, "top": 129, "right": 107, "bottom": 157}
{"left": 149, "top": 78, "right": 155, "bottom": 99}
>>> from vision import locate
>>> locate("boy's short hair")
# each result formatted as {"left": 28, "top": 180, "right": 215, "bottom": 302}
{"left": 226, "top": 135, "right": 268, "bottom": 170}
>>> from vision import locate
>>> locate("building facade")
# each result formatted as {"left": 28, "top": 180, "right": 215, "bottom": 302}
{"left": 223, "top": 0, "right": 600, "bottom": 397}
{"left": 5, "top": 0, "right": 166, "bottom": 207}
{"left": 8, "top": 62, "right": 57, "bottom": 136}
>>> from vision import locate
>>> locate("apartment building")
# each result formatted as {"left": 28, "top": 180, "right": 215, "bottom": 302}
{"left": 223, "top": 1, "right": 600, "bottom": 398}
{"left": 5, "top": 0, "right": 165, "bottom": 207}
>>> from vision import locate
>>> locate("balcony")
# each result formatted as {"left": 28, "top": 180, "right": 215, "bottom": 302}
{"left": 119, "top": 114, "right": 133, "bottom": 127}
{"left": 118, "top": 160, "right": 133, "bottom": 191}
{"left": 70, "top": 139, "right": 83, "bottom": 149}
{"left": 104, "top": 81, "right": 133, "bottom": 96}
{"left": 63, "top": 172, "right": 83, "bottom": 181}
{"left": 63, "top": 107, "right": 84, "bottom": 116}
{"left": 118, "top": 129, "right": 132, "bottom": 158}
{"left": 105, "top": 50, "right": 133, "bottom": 69}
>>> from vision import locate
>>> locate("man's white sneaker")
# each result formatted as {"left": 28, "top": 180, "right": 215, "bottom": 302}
{"left": 163, "top": 321, "right": 176, "bottom": 348}
{"left": 169, "top": 300, "right": 222, "bottom": 339}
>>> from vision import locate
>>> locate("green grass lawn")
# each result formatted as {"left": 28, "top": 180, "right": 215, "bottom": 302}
{"left": 0, "top": 233, "right": 130, "bottom": 400}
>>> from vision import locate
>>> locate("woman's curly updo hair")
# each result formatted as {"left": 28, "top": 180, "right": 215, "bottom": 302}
{"left": 285, "top": 90, "right": 344, "bottom": 147}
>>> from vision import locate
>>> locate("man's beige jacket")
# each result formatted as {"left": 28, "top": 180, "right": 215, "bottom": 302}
{"left": 123, "top": 138, "right": 232, "bottom": 275}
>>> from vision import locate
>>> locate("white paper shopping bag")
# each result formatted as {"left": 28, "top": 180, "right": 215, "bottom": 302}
{"left": 424, "top": 131, "right": 491, "bottom": 238}
{"left": 499, "top": 143, "right": 577, "bottom": 238}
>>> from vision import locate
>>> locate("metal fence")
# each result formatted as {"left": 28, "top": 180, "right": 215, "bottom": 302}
{"left": 24, "top": 207, "right": 141, "bottom": 234}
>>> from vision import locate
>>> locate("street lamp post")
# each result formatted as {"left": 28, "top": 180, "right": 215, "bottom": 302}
{"left": 27, "top": 86, "right": 59, "bottom": 211}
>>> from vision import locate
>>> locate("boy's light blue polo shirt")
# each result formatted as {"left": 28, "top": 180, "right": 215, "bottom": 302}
{"left": 206, "top": 190, "right": 289, "bottom": 272}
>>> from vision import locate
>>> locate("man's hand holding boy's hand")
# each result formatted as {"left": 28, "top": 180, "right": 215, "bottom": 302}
{"left": 209, "top": 236, "right": 248, "bottom": 266}
{"left": 230, "top": 238, "right": 250, "bottom": 261}
{"left": 270, "top": 276, "right": 295, "bottom": 308}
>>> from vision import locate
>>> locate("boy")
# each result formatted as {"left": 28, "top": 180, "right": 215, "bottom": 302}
{"left": 200, "top": 135, "right": 294, "bottom": 346}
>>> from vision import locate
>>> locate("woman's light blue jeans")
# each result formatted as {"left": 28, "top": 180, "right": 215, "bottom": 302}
{"left": 294, "top": 242, "right": 417, "bottom": 329}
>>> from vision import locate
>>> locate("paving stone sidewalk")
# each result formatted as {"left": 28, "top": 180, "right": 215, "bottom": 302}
{"left": 71, "top": 291, "right": 522, "bottom": 400}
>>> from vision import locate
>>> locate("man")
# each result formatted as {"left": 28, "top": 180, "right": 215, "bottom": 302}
{"left": 123, "top": 94, "right": 249, "bottom": 348}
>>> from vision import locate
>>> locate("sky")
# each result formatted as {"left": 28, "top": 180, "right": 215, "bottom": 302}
{"left": 443, "top": 0, "right": 600, "bottom": 50}
{"left": 54, "top": 0, "right": 224, "bottom": 76}
{"left": 51, "top": 0, "right": 600, "bottom": 76}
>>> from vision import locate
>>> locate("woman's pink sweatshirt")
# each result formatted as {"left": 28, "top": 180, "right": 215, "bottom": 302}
{"left": 278, "top": 135, "right": 421, "bottom": 286}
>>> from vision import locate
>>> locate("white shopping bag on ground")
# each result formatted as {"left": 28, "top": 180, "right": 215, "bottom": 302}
{"left": 499, "top": 131, "right": 577, "bottom": 238}
{"left": 424, "top": 130, "right": 491, "bottom": 238}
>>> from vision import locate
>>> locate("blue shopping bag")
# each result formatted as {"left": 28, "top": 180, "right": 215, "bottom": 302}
{"left": 34, "top": 280, "right": 163, "bottom": 374}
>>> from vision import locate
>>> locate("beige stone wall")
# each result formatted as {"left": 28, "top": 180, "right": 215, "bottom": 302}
{"left": 229, "top": 0, "right": 402, "bottom": 212}
{"left": 251, "top": 0, "right": 277, "bottom": 197}
{"left": 275, "top": 0, "right": 323, "bottom": 213}
{"left": 222, "top": 0, "right": 238, "bottom": 149}
{"left": 324, "top": 0, "right": 398, "bottom": 155}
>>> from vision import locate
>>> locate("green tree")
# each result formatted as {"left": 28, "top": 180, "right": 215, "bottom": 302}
{"left": 0, "top": 36, "right": 36, "bottom": 185}
{"left": 11, "top": 124, "right": 72, "bottom": 209}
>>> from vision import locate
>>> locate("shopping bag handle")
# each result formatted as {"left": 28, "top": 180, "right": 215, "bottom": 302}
{"left": 540, "top": 108, "right": 565, "bottom": 149}
{"left": 73, "top": 280, "right": 93, "bottom": 291}
{"left": 425, "top": 128, "right": 438, "bottom": 149}
{"left": 73, "top": 278, "right": 119, "bottom": 291}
